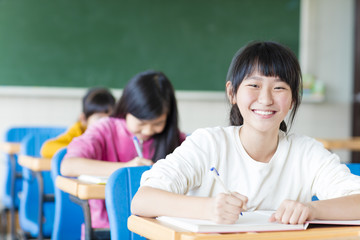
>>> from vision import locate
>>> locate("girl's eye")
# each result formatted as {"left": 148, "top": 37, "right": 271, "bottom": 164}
{"left": 248, "top": 84, "right": 259, "bottom": 88}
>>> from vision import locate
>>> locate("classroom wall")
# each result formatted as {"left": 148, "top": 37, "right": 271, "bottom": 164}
{"left": 0, "top": 0, "right": 355, "bottom": 198}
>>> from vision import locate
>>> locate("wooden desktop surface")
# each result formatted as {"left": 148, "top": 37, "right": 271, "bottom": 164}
{"left": 0, "top": 142, "right": 21, "bottom": 154}
{"left": 128, "top": 215, "right": 360, "bottom": 240}
{"left": 18, "top": 155, "right": 52, "bottom": 171}
{"left": 317, "top": 138, "right": 360, "bottom": 151}
{"left": 56, "top": 176, "right": 105, "bottom": 200}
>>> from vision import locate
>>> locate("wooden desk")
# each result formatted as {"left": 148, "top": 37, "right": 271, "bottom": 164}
{"left": 128, "top": 215, "right": 360, "bottom": 240}
{"left": 317, "top": 138, "right": 360, "bottom": 151}
{"left": 55, "top": 176, "right": 105, "bottom": 200}
{"left": 0, "top": 142, "right": 21, "bottom": 154}
{"left": 18, "top": 155, "right": 53, "bottom": 240}
{"left": 55, "top": 176, "right": 108, "bottom": 240}
{"left": 18, "top": 155, "right": 51, "bottom": 171}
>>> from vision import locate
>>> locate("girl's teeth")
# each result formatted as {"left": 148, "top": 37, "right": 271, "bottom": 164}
{"left": 254, "top": 110, "right": 273, "bottom": 115}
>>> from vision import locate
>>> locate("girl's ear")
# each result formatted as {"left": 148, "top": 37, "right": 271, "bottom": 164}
{"left": 226, "top": 81, "right": 236, "bottom": 104}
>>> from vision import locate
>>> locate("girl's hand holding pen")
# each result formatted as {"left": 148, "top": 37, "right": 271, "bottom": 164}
{"left": 126, "top": 157, "right": 153, "bottom": 167}
{"left": 209, "top": 192, "right": 248, "bottom": 224}
{"left": 129, "top": 136, "right": 153, "bottom": 166}
{"left": 209, "top": 167, "right": 248, "bottom": 224}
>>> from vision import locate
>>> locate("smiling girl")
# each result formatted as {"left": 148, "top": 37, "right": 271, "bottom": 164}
{"left": 131, "top": 41, "right": 360, "bottom": 225}
{"left": 61, "top": 70, "right": 186, "bottom": 231}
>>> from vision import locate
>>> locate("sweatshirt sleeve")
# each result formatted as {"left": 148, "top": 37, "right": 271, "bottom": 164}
{"left": 40, "top": 122, "right": 84, "bottom": 158}
{"left": 310, "top": 139, "right": 360, "bottom": 199}
{"left": 64, "top": 120, "right": 109, "bottom": 160}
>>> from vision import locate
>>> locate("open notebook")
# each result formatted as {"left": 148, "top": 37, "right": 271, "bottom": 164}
{"left": 157, "top": 210, "right": 360, "bottom": 233}
{"left": 78, "top": 175, "right": 108, "bottom": 185}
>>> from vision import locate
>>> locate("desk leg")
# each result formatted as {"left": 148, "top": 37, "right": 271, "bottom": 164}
{"left": 9, "top": 154, "right": 17, "bottom": 240}
{"left": 69, "top": 196, "right": 92, "bottom": 240}
{"left": 35, "top": 172, "right": 44, "bottom": 240}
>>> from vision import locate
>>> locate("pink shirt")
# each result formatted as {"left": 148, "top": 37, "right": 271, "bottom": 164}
{"left": 65, "top": 117, "right": 186, "bottom": 228}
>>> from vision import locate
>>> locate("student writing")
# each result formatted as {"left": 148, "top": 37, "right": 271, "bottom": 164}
{"left": 61, "top": 70, "right": 187, "bottom": 230}
{"left": 40, "top": 87, "right": 115, "bottom": 159}
{"left": 131, "top": 41, "right": 360, "bottom": 225}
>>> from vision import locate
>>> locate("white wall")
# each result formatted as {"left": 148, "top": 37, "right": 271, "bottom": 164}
{"left": 0, "top": 0, "right": 356, "bottom": 198}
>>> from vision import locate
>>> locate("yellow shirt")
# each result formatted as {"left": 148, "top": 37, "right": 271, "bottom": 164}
{"left": 40, "top": 121, "right": 85, "bottom": 158}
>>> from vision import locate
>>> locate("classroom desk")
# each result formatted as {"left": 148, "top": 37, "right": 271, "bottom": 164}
{"left": 0, "top": 142, "right": 21, "bottom": 240}
{"left": 317, "top": 137, "right": 360, "bottom": 151}
{"left": 128, "top": 215, "right": 360, "bottom": 240}
{"left": 18, "top": 155, "right": 53, "bottom": 240}
{"left": 0, "top": 142, "right": 21, "bottom": 154}
{"left": 55, "top": 176, "right": 108, "bottom": 240}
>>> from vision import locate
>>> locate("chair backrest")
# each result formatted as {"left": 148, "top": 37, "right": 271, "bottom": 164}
{"left": 345, "top": 163, "right": 360, "bottom": 176}
{"left": 18, "top": 128, "right": 66, "bottom": 238}
{"left": 1, "top": 126, "right": 65, "bottom": 209}
{"left": 105, "top": 166, "right": 151, "bottom": 240}
{"left": 50, "top": 148, "right": 84, "bottom": 240}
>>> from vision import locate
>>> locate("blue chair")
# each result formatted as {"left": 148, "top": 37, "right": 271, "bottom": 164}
{"left": 105, "top": 166, "right": 151, "bottom": 240}
{"left": 345, "top": 163, "right": 360, "bottom": 176}
{"left": 0, "top": 126, "right": 65, "bottom": 239}
{"left": 312, "top": 163, "right": 360, "bottom": 201}
{"left": 50, "top": 148, "right": 84, "bottom": 240}
{"left": 18, "top": 129, "right": 66, "bottom": 239}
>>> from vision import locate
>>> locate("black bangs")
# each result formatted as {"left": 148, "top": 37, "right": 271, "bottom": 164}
{"left": 228, "top": 41, "right": 301, "bottom": 95}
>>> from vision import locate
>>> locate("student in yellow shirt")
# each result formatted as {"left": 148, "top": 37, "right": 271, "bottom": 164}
{"left": 40, "top": 87, "right": 116, "bottom": 158}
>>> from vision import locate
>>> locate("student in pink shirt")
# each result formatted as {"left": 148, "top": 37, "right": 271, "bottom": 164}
{"left": 61, "top": 70, "right": 186, "bottom": 233}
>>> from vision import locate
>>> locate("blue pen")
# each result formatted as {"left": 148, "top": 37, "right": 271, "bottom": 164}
{"left": 133, "top": 136, "right": 143, "bottom": 158}
{"left": 210, "top": 167, "right": 243, "bottom": 216}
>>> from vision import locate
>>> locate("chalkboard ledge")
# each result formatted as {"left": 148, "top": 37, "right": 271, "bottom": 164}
{"left": 0, "top": 86, "right": 227, "bottom": 101}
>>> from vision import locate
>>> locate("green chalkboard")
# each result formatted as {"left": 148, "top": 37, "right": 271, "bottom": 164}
{"left": 0, "top": 0, "right": 300, "bottom": 91}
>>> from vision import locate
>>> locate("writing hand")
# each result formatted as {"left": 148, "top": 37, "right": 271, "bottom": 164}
{"left": 269, "top": 199, "right": 314, "bottom": 224}
{"left": 127, "top": 157, "right": 153, "bottom": 167}
{"left": 209, "top": 192, "right": 248, "bottom": 224}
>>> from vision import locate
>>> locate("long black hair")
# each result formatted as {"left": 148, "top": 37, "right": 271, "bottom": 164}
{"left": 226, "top": 41, "right": 303, "bottom": 132}
{"left": 112, "top": 70, "right": 181, "bottom": 162}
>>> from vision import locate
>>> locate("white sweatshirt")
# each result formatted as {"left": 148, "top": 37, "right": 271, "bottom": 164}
{"left": 141, "top": 126, "right": 360, "bottom": 211}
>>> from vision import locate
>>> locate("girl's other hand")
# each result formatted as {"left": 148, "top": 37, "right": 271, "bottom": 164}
{"left": 209, "top": 192, "right": 248, "bottom": 224}
{"left": 127, "top": 157, "right": 153, "bottom": 167}
{"left": 269, "top": 199, "right": 314, "bottom": 224}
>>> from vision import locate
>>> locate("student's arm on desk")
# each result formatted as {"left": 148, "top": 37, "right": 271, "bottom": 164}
{"left": 269, "top": 194, "right": 360, "bottom": 224}
{"left": 131, "top": 186, "right": 247, "bottom": 224}
{"left": 60, "top": 157, "right": 153, "bottom": 177}
{"left": 309, "top": 194, "right": 360, "bottom": 220}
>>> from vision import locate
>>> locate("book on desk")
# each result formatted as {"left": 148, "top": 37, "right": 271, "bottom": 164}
{"left": 157, "top": 210, "right": 360, "bottom": 233}
{"left": 78, "top": 175, "right": 108, "bottom": 185}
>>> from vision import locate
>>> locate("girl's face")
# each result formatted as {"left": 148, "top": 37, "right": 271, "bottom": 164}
{"left": 228, "top": 70, "right": 293, "bottom": 134}
{"left": 125, "top": 113, "right": 167, "bottom": 141}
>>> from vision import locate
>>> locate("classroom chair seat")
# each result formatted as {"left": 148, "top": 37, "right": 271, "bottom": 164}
{"left": 0, "top": 126, "right": 65, "bottom": 239}
{"left": 50, "top": 147, "right": 84, "bottom": 240}
{"left": 18, "top": 129, "right": 66, "bottom": 239}
{"left": 105, "top": 166, "right": 151, "bottom": 240}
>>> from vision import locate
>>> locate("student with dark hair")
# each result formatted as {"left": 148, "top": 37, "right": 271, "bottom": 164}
{"left": 61, "top": 70, "right": 186, "bottom": 230}
{"left": 40, "top": 87, "right": 116, "bottom": 158}
{"left": 131, "top": 41, "right": 360, "bottom": 225}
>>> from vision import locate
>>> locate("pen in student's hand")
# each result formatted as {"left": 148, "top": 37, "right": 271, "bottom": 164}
{"left": 210, "top": 167, "right": 243, "bottom": 216}
{"left": 133, "top": 136, "right": 143, "bottom": 158}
